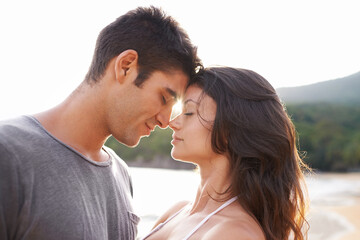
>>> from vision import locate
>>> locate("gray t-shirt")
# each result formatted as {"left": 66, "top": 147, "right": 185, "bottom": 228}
{"left": 0, "top": 116, "right": 139, "bottom": 240}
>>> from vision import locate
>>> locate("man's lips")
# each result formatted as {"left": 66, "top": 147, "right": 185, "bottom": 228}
{"left": 145, "top": 123, "right": 154, "bottom": 132}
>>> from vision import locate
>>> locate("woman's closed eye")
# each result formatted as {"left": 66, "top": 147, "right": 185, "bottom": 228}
{"left": 184, "top": 112, "right": 193, "bottom": 116}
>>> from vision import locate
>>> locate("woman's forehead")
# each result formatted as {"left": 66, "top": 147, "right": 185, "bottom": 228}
{"left": 184, "top": 85, "right": 203, "bottom": 102}
{"left": 184, "top": 86, "right": 216, "bottom": 116}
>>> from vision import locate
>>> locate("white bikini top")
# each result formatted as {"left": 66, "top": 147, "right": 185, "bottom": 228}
{"left": 141, "top": 196, "right": 238, "bottom": 240}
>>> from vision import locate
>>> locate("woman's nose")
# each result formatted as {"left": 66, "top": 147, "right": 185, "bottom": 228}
{"left": 169, "top": 115, "right": 180, "bottom": 130}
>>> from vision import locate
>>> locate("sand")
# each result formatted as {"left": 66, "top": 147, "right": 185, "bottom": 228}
{"left": 306, "top": 173, "right": 360, "bottom": 240}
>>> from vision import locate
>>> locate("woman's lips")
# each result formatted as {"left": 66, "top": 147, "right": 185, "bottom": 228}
{"left": 171, "top": 135, "right": 184, "bottom": 144}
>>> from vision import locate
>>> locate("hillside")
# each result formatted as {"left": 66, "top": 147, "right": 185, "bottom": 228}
{"left": 276, "top": 71, "right": 360, "bottom": 104}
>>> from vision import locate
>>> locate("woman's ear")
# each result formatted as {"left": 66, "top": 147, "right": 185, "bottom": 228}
{"left": 114, "top": 49, "right": 138, "bottom": 83}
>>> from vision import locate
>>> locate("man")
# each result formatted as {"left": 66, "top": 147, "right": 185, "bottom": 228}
{"left": 0, "top": 6, "right": 201, "bottom": 240}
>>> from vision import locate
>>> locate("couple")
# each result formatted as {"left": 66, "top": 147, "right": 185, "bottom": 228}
{"left": 0, "top": 6, "right": 308, "bottom": 240}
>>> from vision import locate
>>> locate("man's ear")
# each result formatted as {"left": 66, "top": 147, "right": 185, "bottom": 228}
{"left": 114, "top": 49, "right": 138, "bottom": 83}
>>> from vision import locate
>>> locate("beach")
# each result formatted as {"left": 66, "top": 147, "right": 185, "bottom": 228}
{"left": 307, "top": 173, "right": 360, "bottom": 240}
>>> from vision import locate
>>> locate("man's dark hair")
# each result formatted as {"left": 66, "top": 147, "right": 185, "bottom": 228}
{"left": 85, "top": 6, "right": 201, "bottom": 86}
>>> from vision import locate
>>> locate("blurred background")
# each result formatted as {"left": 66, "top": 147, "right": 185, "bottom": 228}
{"left": 1, "top": 1, "right": 359, "bottom": 239}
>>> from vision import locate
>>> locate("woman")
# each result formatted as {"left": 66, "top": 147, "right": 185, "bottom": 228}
{"left": 142, "top": 67, "right": 309, "bottom": 240}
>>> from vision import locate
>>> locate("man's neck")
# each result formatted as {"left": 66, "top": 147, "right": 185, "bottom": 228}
{"left": 33, "top": 86, "right": 110, "bottom": 162}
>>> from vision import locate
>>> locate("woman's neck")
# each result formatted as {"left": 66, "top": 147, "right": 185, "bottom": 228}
{"left": 189, "top": 155, "right": 232, "bottom": 214}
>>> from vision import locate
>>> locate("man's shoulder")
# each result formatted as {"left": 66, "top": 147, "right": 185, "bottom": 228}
{"left": 0, "top": 115, "right": 50, "bottom": 171}
{"left": 0, "top": 116, "right": 24, "bottom": 133}
{"left": 0, "top": 115, "right": 38, "bottom": 138}
{"left": 0, "top": 115, "right": 41, "bottom": 150}
{"left": 0, "top": 117, "right": 29, "bottom": 177}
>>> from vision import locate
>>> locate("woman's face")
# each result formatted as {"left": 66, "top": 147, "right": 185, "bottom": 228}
{"left": 169, "top": 85, "right": 217, "bottom": 164}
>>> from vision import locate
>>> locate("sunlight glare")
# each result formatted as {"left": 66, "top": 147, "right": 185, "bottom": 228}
{"left": 171, "top": 100, "right": 183, "bottom": 120}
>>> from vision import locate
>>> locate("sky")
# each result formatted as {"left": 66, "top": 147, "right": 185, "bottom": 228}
{"left": 0, "top": 0, "right": 359, "bottom": 119}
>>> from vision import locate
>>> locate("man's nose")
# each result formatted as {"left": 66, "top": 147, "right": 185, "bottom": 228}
{"left": 155, "top": 106, "right": 172, "bottom": 128}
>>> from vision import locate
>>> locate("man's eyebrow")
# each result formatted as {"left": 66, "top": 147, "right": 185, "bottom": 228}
{"left": 166, "top": 88, "right": 178, "bottom": 100}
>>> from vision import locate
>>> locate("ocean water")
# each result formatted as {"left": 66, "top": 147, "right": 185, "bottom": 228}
{"left": 130, "top": 167, "right": 360, "bottom": 239}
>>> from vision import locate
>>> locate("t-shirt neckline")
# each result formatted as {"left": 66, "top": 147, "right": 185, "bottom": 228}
{"left": 24, "top": 115, "right": 112, "bottom": 167}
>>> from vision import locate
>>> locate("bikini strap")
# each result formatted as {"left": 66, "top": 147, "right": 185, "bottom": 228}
{"left": 182, "top": 196, "right": 238, "bottom": 240}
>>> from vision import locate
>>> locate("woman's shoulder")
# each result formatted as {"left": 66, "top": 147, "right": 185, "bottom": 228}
{"left": 203, "top": 203, "right": 266, "bottom": 240}
{"left": 151, "top": 200, "right": 190, "bottom": 229}
{"left": 204, "top": 217, "right": 265, "bottom": 240}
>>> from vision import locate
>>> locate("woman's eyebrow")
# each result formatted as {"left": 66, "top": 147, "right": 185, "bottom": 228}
{"left": 183, "top": 99, "right": 198, "bottom": 105}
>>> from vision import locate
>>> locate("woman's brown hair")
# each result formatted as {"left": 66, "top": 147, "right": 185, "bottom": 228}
{"left": 191, "top": 67, "right": 309, "bottom": 240}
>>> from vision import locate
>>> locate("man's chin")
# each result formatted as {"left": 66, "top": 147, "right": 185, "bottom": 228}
{"left": 124, "top": 139, "right": 141, "bottom": 148}
{"left": 130, "top": 134, "right": 153, "bottom": 146}
{"left": 112, "top": 135, "right": 141, "bottom": 148}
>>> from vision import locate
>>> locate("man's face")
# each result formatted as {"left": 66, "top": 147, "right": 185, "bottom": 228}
{"left": 108, "top": 69, "right": 188, "bottom": 147}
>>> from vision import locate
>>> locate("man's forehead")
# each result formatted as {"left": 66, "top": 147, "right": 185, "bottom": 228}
{"left": 158, "top": 69, "right": 188, "bottom": 98}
